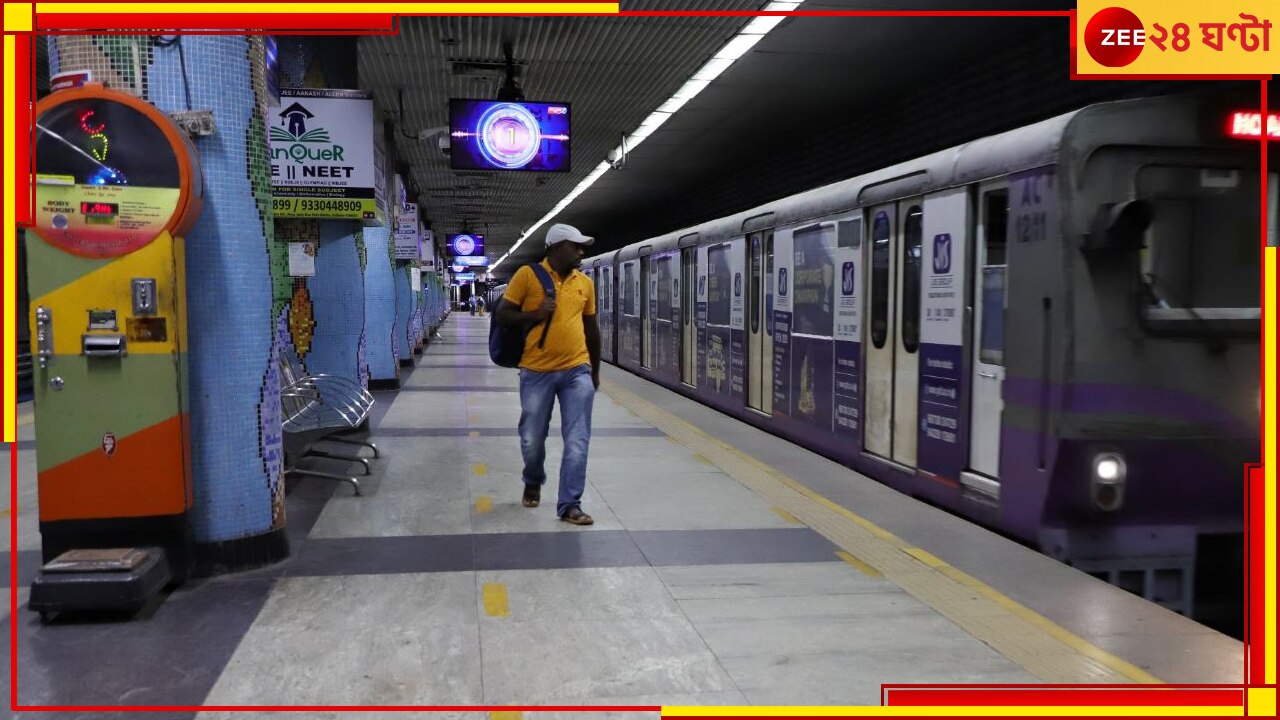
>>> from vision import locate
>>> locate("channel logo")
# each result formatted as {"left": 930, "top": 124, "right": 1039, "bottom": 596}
{"left": 1084, "top": 6, "right": 1146, "bottom": 67}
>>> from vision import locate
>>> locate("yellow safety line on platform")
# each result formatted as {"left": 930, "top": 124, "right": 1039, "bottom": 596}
{"left": 491, "top": 712, "right": 523, "bottom": 720}
{"left": 482, "top": 582, "right": 509, "bottom": 617}
{"left": 770, "top": 506, "right": 801, "bottom": 524}
{"left": 469, "top": 431, "right": 481, "bottom": 439}
{"left": 836, "top": 550, "right": 882, "bottom": 579}
{"left": 475, "top": 496, "right": 494, "bottom": 514}
{"left": 472, "top": 463, "right": 488, "bottom": 477}
{"left": 601, "top": 381, "right": 1163, "bottom": 685}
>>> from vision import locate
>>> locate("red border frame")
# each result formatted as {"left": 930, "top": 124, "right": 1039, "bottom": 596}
{"left": 5, "top": 4, "right": 1271, "bottom": 714}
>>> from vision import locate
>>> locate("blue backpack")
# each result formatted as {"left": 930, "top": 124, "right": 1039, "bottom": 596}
{"left": 489, "top": 263, "right": 556, "bottom": 368}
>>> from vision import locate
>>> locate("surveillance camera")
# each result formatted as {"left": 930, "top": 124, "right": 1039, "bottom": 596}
{"left": 607, "top": 148, "right": 621, "bottom": 164}
{"left": 437, "top": 135, "right": 451, "bottom": 155}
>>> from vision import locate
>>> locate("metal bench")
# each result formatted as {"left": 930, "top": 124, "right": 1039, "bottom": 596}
{"left": 279, "top": 352, "right": 379, "bottom": 496}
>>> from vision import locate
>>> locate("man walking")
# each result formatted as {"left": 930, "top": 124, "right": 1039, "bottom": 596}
{"left": 496, "top": 223, "right": 601, "bottom": 525}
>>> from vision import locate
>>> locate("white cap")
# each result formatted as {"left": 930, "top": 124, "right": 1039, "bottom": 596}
{"left": 545, "top": 223, "right": 594, "bottom": 248}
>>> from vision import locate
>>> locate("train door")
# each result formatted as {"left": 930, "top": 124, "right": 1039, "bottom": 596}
{"left": 864, "top": 199, "right": 923, "bottom": 467}
{"left": 681, "top": 248, "right": 696, "bottom": 386}
{"left": 969, "top": 184, "right": 1008, "bottom": 479}
{"left": 746, "top": 233, "right": 774, "bottom": 413}
{"left": 609, "top": 265, "right": 618, "bottom": 361}
{"left": 641, "top": 256, "right": 652, "bottom": 369}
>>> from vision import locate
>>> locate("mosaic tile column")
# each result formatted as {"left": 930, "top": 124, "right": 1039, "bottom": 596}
{"left": 276, "top": 37, "right": 369, "bottom": 391}
{"left": 47, "top": 36, "right": 288, "bottom": 572}
{"left": 363, "top": 226, "right": 400, "bottom": 389}
{"left": 395, "top": 264, "right": 415, "bottom": 367}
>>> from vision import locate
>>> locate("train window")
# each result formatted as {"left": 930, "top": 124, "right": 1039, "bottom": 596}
{"left": 750, "top": 235, "right": 761, "bottom": 334}
{"left": 1136, "top": 165, "right": 1262, "bottom": 311}
{"left": 981, "top": 190, "right": 1009, "bottom": 367}
{"left": 622, "top": 262, "right": 636, "bottom": 317}
{"left": 901, "top": 206, "right": 923, "bottom": 354}
{"left": 765, "top": 232, "right": 775, "bottom": 337}
{"left": 655, "top": 256, "right": 673, "bottom": 320}
{"left": 871, "top": 212, "right": 891, "bottom": 349}
{"left": 984, "top": 190, "right": 1008, "bottom": 266}
{"left": 980, "top": 267, "right": 1005, "bottom": 366}
{"left": 792, "top": 224, "right": 835, "bottom": 336}
{"left": 707, "top": 244, "right": 732, "bottom": 326}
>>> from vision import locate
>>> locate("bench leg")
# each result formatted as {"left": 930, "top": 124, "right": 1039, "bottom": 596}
{"left": 306, "top": 450, "right": 371, "bottom": 475}
{"left": 328, "top": 436, "right": 380, "bottom": 459}
{"left": 287, "top": 467, "right": 362, "bottom": 496}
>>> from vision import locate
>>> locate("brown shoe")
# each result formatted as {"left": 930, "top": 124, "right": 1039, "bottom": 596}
{"left": 521, "top": 484, "right": 540, "bottom": 508}
{"left": 560, "top": 507, "right": 594, "bottom": 525}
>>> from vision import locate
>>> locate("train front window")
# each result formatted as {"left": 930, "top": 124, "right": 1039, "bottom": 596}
{"left": 1136, "top": 165, "right": 1265, "bottom": 330}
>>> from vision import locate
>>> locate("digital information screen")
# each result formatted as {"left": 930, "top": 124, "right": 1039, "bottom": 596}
{"left": 448, "top": 233, "right": 485, "bottom": 257}
{"left": 449, "top": 99, "right": 570, "bottom": 172}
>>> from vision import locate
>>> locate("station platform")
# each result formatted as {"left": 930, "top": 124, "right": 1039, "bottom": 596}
{"left": 3, "top": 314, "right": 1243, "bottom": 713}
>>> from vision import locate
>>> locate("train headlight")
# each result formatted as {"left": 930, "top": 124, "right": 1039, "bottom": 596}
{"left": 1090, "top": 452, "right": 1127, "bottom": 512}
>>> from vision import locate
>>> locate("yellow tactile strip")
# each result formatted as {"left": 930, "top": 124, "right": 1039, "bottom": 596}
{"left": 601, "top": 381, "right": 1162, "bottom": 685}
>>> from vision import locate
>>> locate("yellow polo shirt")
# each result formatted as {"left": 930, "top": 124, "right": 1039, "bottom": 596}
{"left": 503, "top": 260, "right": 597, "bottom": 373}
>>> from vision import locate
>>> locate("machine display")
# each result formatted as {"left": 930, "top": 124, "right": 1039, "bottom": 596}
{"left": 33, "top": 88, "right": 201, "bottom": 258}
{"left": 449, "top": 99, "right": 571, "bottom": 172}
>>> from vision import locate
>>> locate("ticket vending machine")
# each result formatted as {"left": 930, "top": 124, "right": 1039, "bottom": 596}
{"left": 26, "top": 83, "right": 203, "bottom": 619}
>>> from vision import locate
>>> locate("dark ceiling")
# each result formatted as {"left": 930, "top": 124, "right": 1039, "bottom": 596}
{"left": 355, "top": 1, "right": 1264, "bottom": 280}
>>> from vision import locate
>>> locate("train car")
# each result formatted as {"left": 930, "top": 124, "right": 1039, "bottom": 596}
{"left": 583, "top": 251, "right": 619, "bottom": 363}
{"left": 586, "top": 93, "right": 1270, "bottom": 621}
{"left": 486, "top": 283, "right": 508, "bottom": 311}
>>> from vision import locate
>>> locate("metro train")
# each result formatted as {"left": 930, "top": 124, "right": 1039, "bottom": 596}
{"left": 496, "top": 93, "right": 1270, "bottom": 622}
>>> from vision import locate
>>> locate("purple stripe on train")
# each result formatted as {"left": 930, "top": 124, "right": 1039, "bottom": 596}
{"left": 1003, "top": 377, "right": 1254, "bottom": 435}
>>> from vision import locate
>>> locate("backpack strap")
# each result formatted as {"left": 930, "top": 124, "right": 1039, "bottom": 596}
{"left": 528, "top": 263, "right": 557, "bottom": 349}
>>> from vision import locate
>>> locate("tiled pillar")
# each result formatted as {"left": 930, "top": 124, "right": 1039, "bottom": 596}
{"left": 395, "top": 265, "right": 415, "bottom": 367}
{"left": 363, "top": 226, "right": 401, "bottom": 389}
{"left": 276, "top": 37, "right": 369, "bottom": 389}
{"left": 47, "top": 36, "right": 289, "bottom": 571}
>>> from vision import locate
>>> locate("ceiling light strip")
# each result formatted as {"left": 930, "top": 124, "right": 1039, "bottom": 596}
{"left": 492, "top": 0, "right": 803, "bottom": 273}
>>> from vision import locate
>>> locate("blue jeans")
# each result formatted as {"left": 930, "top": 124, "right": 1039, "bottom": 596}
{"left": 519, "top": 364, "right": 595, "bottom": 516}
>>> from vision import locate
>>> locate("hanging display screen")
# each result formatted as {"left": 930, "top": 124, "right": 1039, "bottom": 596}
{"left": 448, "top": 233, "right": 485, "bottom": 256}
{"left": 32, "top": 86, "right": 201, "bottom": 259}
{"left": 449, "top": 99, "right": 571, "bottom": 172}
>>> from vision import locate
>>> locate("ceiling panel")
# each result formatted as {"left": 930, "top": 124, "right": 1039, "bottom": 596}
{"left": 358, "top": 5, "right": 765, "bottom": 258}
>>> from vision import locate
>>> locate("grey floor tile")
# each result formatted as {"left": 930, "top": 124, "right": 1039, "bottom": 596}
{"left": 632, "top": 528, "right": 837, "bottom": 567}
{"left": 477, "top": 567, "right": 685, "bottom": 622}
{"left": 308, "top": 491, "right": 475, "bottom": 539}
{"left": 479, "top": 616, "right": 735, "bottom": 704}
{"left": 676, "top": 588, "right": 925, "bottom": 624}
{"left": 726, "top": 650, "right": 1042, "bottom": 706}
{"left": 204, "top": 574, "right": 482, "bottom": 705}
{"left": 656, "top": 562, "right": 898, "bottom": 600}
{"left": 474, "top": 531, "right": 646, "bottom": 571}
{"left": 284, "top": 535, "right": 476, "bottom": 577}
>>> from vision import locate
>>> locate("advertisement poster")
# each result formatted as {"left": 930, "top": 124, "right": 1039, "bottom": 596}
{"left": 834, "top": 217, "right": 863, "bottom": 440}
{"left": 789, "top": 224, "right": 836, "bottom": 429}
{"left": 271, "top": 88, "right": 377, "bottom": 220}
{"left": 772, "top": 229, "right": 794, "bottom": 417}
{"left": 288, "top": 241, "right": 316, "bottom": 277}
{"left": 393, "top": 203, "right": 420, "bottom": 260}
{"left": 917, "top": 188, "right": 970, "bottom": 482}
